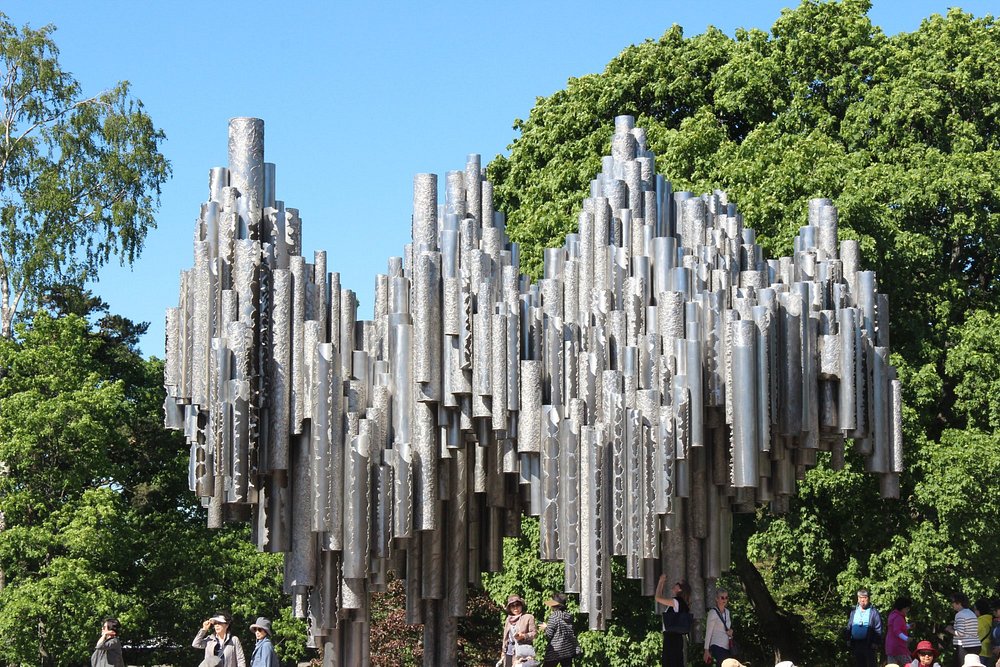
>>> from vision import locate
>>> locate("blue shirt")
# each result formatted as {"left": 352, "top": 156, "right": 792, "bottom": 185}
{"left": 250, "top": 637, "right": 279, "bottom": 667}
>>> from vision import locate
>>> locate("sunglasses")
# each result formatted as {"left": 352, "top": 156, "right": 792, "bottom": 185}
{"left": 719, "top": 596, "right": 729, "bottom": 600}
{"left": 918, "top": 652, "right": 934, "bottom": 657}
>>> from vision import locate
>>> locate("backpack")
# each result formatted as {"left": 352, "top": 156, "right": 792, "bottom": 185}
{"left": 990, "top": 619, "right": 1000, "bottom": 647}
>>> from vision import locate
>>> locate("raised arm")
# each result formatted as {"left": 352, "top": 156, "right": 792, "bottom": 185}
{"left": 654, "top": 574, "right": 679, "bottom": 610}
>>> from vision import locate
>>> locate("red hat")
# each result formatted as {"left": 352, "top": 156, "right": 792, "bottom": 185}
{"left": 911, "top": 640, "right": 939, "bottom": 659}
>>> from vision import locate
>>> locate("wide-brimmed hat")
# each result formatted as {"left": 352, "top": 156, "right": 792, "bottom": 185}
{"left": 250, "top": 617, "right": 272, "bottom": 636}
{"left": 721, "top": 659, "right": 748, "bottom": 667}
{"left": 775, "top": 661, "right": 798, "bottom": 667}
{"left": 544, "top": 592, "right": 568, "bottom": 608}
{"left": 911, "top": 640, "right": 939, "bottom": 659}
{"left": 506, "top": 594, "right": 525, "bottom": 612}
{"left": 961, "top": 654, "right": 985, "bottom": 667}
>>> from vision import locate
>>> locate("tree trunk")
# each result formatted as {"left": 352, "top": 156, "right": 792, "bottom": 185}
{"left": 732, "top": 514, "right": 805, "bottom": 665}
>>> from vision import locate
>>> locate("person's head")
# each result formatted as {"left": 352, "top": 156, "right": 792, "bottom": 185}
{"left": 974, "top": 598, "right": 991, "bottom": 616}
{"left": 911, "top": 640, "right": 938, "bottom": 666}
{"left": 674, "top": 580, "right": 692, "bottom": 605}
{"left": 893, "top": 596, "right": 912, "bottom": 612}
{"left": 950, "top": 592, "right": 969, "bottom": 609}
{"left": 102, "top": 618, "right": 120, "bottom": 635}
{"left": 715, "top": 588, "right": 729, "bottom": 608}
{"left": 544, "top": 592, "right": 568, "bottom": 611}
{"left": 250, "top": 617, "right": 272, "bottom": 639}
{"left": 209, "top": 613, "right": 232, "bottom": 636}
{"left": 506, "top": 594, "right": 525, "bottom": 616}
{"left": 857, "top": 588, "right": 871, "bottom": 609}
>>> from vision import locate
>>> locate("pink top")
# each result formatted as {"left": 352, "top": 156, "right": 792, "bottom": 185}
{"left": 886, "top": 609, "right": 909, "bottom": 656}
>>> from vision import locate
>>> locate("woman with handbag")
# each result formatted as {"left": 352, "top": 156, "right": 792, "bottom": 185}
{"left": 655, "top": 575, "right": 693, "bottom": 667}
{"left": 500, "top": 594, "right": 538, "bottom": 667}
{"left": 704, "top": 588, "right": 735, "bottom": 667}
{"left": 538, "top": 592, "right": 581, "bottom": 666}
{"left": 193, "top": 612, "right": 247, "bottom": 667}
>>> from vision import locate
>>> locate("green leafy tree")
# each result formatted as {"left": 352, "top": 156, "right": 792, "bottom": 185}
{"left": 0, "top": 14, "right": 170, "bottom": 337}
{"left": 487, "top": 2, "right": 1000, "bottom": 664}
{"left": 0, "top": 297, "right": 304, "bottom": 666}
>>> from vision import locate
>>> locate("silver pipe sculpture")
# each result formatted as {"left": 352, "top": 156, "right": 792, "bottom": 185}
{"left": 165, "top": 116, "right": 902, "bottom": 665}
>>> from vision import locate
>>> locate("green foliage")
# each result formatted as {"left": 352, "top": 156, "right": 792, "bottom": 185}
{"left": 0, "top": 13, "right": 170, "bottom": 337}
{"left": 0, "top": 304, "right": 300, "bottom": 666}
{"left": 945, "top": 310, "right": 1000, "bottom": 431}
{"left": 487, "top": 2, "right": 1000, "bottom": 665}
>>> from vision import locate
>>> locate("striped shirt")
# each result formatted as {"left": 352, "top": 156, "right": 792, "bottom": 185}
{"left": 953, "top": 608, "right": 980, "bottom": 648}
{"left": 542, "top": 609, "right": 578, "bottom": 660}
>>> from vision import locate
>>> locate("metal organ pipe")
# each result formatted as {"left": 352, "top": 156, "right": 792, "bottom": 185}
{"left": 166, "top": 116, "right": 902, "bottom": 665}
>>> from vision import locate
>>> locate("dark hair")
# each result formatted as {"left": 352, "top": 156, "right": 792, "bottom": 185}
{"left": 893, "top": 596, "right": 913, "bottom": 611}
{"left": 103, "top": 618, "right": 121, "bottom": 634}
{"left": 975, "top": 598, "right": 991, "bottom": 615}
{"left": 950, "top": 593, "right": 969, "bottom": 607}
{"left": 676, "top": 581, "right": 692, "bottom": 606}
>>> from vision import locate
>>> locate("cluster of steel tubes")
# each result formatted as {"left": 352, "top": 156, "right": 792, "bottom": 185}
{"left": 164, "top": 115, "right": 901, "bottom": 665}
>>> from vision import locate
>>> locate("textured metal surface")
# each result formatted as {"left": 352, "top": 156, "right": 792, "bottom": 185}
{"left": 165, "top": 116, "right": 901, "bottom": 663}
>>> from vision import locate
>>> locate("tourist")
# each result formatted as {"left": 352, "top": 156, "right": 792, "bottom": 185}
{"left": 845, "top": 587, "right": 883, "bottom": 667}
{"left": 908, "top": 640, "right": 942, "bottom": 667}
{"left": 90, "top": 617, "right": 125, "bottom": 667}
{"left": 537, "top": 592, "right": 579, "bottom": 666}
{"left": 946, "top": 593, "right": 980, "bottom": 666}
{"left": 193, "top": 612, "right": 247, "bottom": 667}
{"left": 886, "top": 596, "right": 914, "bottom": 666}
{"left": 704, "top": 588, "right": 735, "bottom": 666}
{"left": 500, "top": 594, "right": 538, "bottom": 667}
{"left": 974, "top": 599, "right": 992, "bottom": 665}
{"left": 248, "top": 617, "right": 278, "bottom": 667}
{"left": 655, "top": 574, "right": 692, "bottom": 667}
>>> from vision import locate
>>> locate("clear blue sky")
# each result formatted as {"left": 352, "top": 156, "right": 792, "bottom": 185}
{"left": 4, "top": 1, "right": 996, "bottom": 356}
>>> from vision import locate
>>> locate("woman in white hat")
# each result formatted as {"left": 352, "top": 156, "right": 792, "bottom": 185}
{"left": 193, "top": 612, "right": 246, "bottom": 667}
{"left": 249, "top": 617, "right": 279, "bottom": 667}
